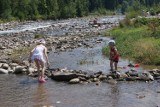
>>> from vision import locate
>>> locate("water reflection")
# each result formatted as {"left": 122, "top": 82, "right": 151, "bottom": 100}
{"left": 110, "top": 84, "right": 119, "bottom": 107}
{"left": 33, "top": 84, "right": 52, "bottom": 107}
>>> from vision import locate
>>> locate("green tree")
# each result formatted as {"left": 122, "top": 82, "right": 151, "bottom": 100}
{"left": 28, "top": 0, "right": 39, "bottom": 19}
{"left": 38, "top": 0, "right": 48, "bottom": 16}
{"left": 11, "top": 0, "right": 30, "bottom": 20}
{"left": 76, "top": 0, "right": 89, "bottom": 17}
{"left": 0, "top": 0, "right": 12, "bottom": 19}
{"left": 46, "top": 0, "right": 59, "bottom": 19}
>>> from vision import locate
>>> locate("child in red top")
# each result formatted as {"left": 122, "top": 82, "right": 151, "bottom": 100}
{"left": 108, "top": 40, "right": 119, "bottom": 72}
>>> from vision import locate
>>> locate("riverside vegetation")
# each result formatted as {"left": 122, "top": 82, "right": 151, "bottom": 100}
{"left": 103, "top": 17, "right": 160, "bottom": 66}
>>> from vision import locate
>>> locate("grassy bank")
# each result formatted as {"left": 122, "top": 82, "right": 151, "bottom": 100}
{"left": 103, "top": 18, "right": 160, "bottom": 65}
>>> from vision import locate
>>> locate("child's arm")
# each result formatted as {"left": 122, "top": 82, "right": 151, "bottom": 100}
{"left": 113, "top": 47, "right": 119, "bottom": 59}
{"left": 28, "top": 48, "right": 35, "bottom": 62}
{"left": 44, "top": 47, "right": 49, "bottom": 66}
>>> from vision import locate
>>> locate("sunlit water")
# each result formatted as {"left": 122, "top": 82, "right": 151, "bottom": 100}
{"left": 0, "top": 74, "right": 160, "bottom": 107}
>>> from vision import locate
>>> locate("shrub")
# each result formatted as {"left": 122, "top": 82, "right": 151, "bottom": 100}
{"left": 126, "top": 11, "right": 140, "bottom": 18}
{"left": 34, "top": 34, "right": 43, "bottom": 39}
{"left": 119, "top": 18, "right": 132, "bottom": 28}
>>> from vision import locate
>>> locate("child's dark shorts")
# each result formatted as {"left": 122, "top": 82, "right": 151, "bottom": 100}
{"left": 109, "top": 57, "right": 119, "bottom": 63}
{"left": 110, "top": 59, "right": 119, "bottom": 63}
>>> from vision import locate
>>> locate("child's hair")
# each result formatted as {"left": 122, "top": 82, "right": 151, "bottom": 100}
{"left": 108, "top": 39, "right": 115, "bottom": 46}
{"left": 37, "top": 39, "right": 46, "bottom": 44}
{"left": 108, "top": 41, "right": 115, "bottom": 46}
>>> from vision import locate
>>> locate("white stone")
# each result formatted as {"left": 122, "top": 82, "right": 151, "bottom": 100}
{"left": 2, "top": 63, "right": 9, "bottom": 69}
{"left": 0, "top": 68, "right": 8, "bottom": 74}
{"left": 69, "top": 78, "right": 80, "bottom": 84}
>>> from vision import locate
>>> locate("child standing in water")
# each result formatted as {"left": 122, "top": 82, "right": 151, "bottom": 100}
{"left": 29, "top": 39, "right": 49, "bottom": 83}
{"left": 108, "top": 39, "right": 119, "bottom": 72}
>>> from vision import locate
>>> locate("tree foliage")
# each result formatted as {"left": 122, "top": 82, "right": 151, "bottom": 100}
{"left": 0, "top": 0, "right": 160, "bottom": 20}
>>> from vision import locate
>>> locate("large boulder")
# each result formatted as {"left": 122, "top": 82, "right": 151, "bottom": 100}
{"left": 9, "top": 63, "right": 19, "bottom": 68}
{"left": 138, "top": 72, "right": 154, "bottom": 81}
{"left": 51, "top": 72, "right": 78, "bottom": 81}
{"left": 0, "top": 68, "right": 8, "bottom": 74}
{"left": 14, "top": 66, "right": 26, "bottom": 74}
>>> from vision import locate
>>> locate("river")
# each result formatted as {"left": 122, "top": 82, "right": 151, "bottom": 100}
{"left": 0, "top": 15, "right": 160, "bottom": 107}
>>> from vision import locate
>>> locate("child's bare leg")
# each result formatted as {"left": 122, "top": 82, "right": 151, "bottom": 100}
{"left": 114, "top": 62, "right": 118, "bottom": 71}
{"left": 34, "top": 59, "right": 41, "bottom": 80}
{"left": 39, "top": 61, "right": 45, "bottom": 81}
{"left": 110, "top": 60, "right": 113, "bottom": 71}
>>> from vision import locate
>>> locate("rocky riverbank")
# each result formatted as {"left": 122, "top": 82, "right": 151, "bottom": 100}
{"left": 0, "top": 16, "right": 125, "bottom": 61}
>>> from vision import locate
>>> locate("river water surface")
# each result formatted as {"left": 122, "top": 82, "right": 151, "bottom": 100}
{"left": 0, "top": 16, "right": 160, "bottom": 107}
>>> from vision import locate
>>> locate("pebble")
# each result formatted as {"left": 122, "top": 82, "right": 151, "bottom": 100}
{"left": 56, "top": 101, "right": 61, "bottom": 104}
{"left": 157, "top": 90, "right": 160, "bottom": 93}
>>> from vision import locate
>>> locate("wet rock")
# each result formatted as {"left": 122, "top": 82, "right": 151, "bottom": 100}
{"left": 7, "top": 51, "right": 12, "bottom": 55}
{"left": 136, "top": 95, "right": 145, "bottom": 99}
{"left": 0, "top": 63, "right": 2, "bottom": 68}
{"left": 98, "top": 75, "right": 107, "bottom": 81}
{"left": 78, "top": 77, "right": 87, "bottom": 81}
{"left": 14, "top": 66, "right": 26, "bottom": 74}
{"left": 76, "top": 73, "right": 89, "bottom": 79}
{"left": 9, "top": 63, "right": 19, "bottom": 68}
{"left": 104, "top": 79, "right": 117, "bottom": 85}
{"left": 107, "top": 73, "right": 120, "bottom": 79}
{"left": 0, "top": 68, "right": 8, "bottom": 74}
{"left": 138, "top": 72, "right": 154, "bottom": 81}
{"left": 1, "top": 63, "right": 9, "bottom": 70}
{"left": 0, "top": 60, "right": 7, "bottom": 63}
{"left": 126, "top": 77, "right": 139, "bottom": 81}
{"left": 69, "top": 78, "right": 80, "bottom": 84}
{"left": 157, "top": 90, "right": 160, "bottom": 93}
{"left": 93, "top": 78, "right": 99, "bottom": 82}
{"left": 152, "top": 69, "right": 159, "bottom": 72}
{"left": 96, "top": 81, "right": 100, "bottom": 86}
{"left": 94, "top": 71, "right": 103, "bottom": 75}
{"left": 27, "top": 67, "right": 35, "bottom": 74}
{"left": 125, "top": 71, "right": 138, "bottom": 77}
{"left": 0, "top": 46, "right": 6, "bottom": 50}
{"left": 119, "top": 73, "right": 128, "bottom": 78}
{"left": 28, "top": 72, "right": 38, "bottom": 77}
{"left": 51, "top": 72, "right": 78, "bottom": 81}
{"left": 8, "top": 69, "right": 14, "bottom": 73}
{"left": 154, "top": 76, "right": 160, "bottom": 80}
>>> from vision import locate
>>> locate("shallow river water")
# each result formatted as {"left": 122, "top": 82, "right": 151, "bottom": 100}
{"left": 0, "top": 16, "right": 160, "bottom": 107}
